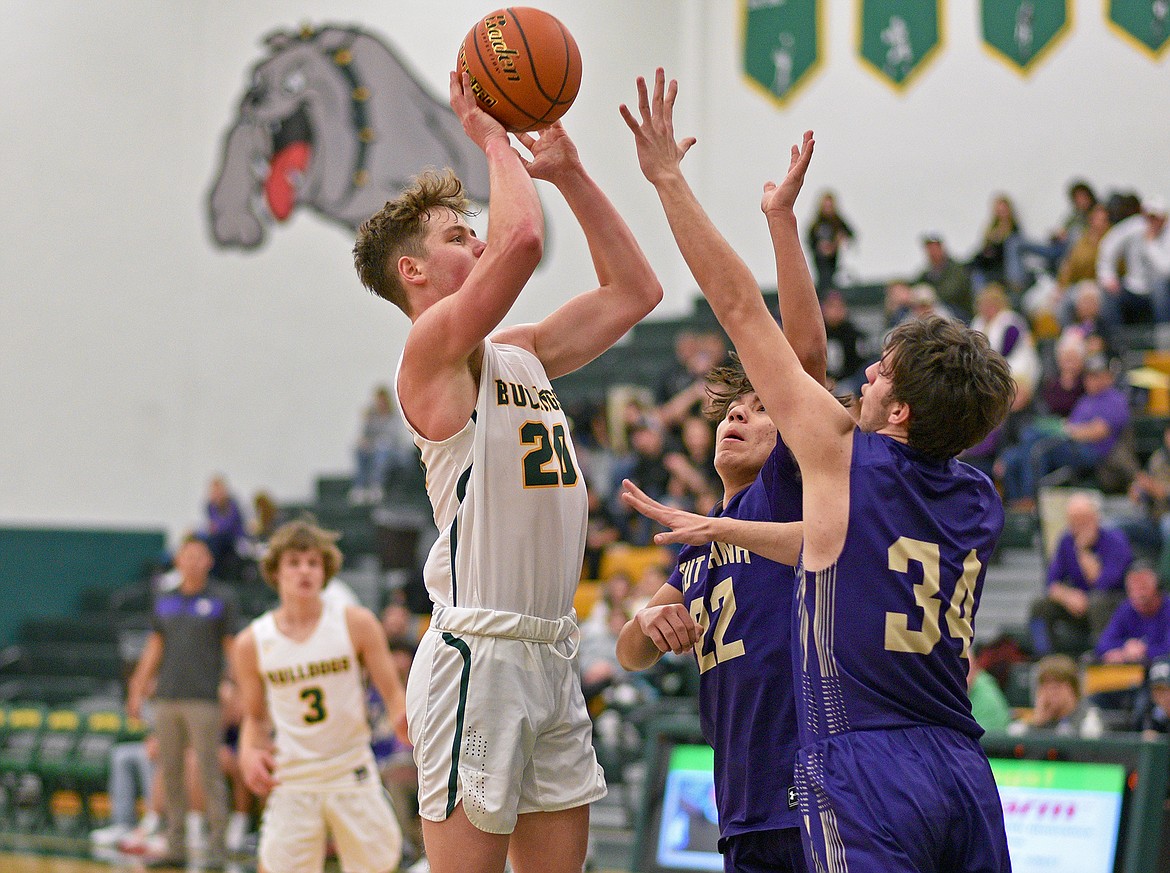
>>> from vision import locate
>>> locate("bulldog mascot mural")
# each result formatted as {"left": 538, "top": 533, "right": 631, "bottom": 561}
{"left": 209, "top": 25, "right": 490, "bottom": 249}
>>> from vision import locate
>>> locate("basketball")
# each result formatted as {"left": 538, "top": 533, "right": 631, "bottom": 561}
{"left": 458, "top": 7, "right": 582, "bottom": 133}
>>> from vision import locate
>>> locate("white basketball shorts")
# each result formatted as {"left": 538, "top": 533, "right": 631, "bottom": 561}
{"left": 407, "top": 606, "right": 607, "bottom": 834}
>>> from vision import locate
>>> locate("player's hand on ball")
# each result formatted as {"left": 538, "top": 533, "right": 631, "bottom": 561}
{"left": 637, "top": 602, "right": 701, "bottom": 656}
{"left": 620, "top": 67, "right": 695, "bottom": 186}
{"left": 515, "top": 122, "right": 581, "bottom": 183}
{"left": 449, "top": 71, "right": 508, "bottom": 151}
{"left": 620, "top": 479, "right": 715, "bottom": 547}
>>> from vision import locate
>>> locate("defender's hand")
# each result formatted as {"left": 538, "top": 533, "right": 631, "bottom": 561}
{"left": 619, "top": 68, "right": 696, "bottom": 186}
{"left": 636, "top": 603, "right": 702, "bottom": 656}
{"left": 620, "top": 479, "right": 715, "bottom": 547}
{"left": 761, "top": 130, "right": 815, "bottom": 218}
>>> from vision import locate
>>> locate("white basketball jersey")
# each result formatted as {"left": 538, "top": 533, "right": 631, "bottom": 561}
{"left": 396, "top": 341, "right": 588, "bottom": 620}
{"left": 252, "top": 596, "right": 374, "bottom": 784}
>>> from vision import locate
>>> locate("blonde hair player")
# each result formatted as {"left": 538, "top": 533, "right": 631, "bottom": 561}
{"left": 352, "top": 69, "right": 662, "bottom": 873}
{"left": 232, "top": 520, "right": 407, "bottom": 873}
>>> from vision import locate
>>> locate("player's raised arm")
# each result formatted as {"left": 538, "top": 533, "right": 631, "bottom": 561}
{"left": 394, "top": 72, "right": 544, "bottom": 438}
{"left": 494, "top": 122, "right": 663, "bottom": 378}
{"left": 622, "top": 69, "right": 852, "bottom": 477}
{"left": 766, "top": 143, "right": 826, "bottom": 387}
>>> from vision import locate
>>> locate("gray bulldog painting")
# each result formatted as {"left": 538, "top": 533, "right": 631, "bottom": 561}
{"left": 209, "top": 24, "right": 490, "bottom": 249}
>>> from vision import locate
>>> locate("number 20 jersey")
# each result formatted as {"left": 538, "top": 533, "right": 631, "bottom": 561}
{"left": 397, "top": 341, "right": 588, "bottom": 620}
{"left": 795, "top": 430, "right": 1004, "bottom": 745}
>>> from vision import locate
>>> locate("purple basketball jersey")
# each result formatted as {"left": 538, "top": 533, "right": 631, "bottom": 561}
{"left": 668, "top": 442, "right": 803, "bottom": 838}
{"left": 795, "top": 430, "right": 1003, "bottom": 744}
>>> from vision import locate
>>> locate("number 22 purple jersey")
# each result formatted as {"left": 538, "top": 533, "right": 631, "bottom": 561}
{"left": 667, "top": 441, "right": 803, "bottom": 838}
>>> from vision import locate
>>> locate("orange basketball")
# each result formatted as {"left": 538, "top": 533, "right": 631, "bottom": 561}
{"left": 458, "top": 7, "right": 582, "bottom": 133}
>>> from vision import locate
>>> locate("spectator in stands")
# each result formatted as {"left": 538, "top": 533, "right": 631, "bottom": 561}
{"left": 1008, "top": 654, "right": 1104, "bottom": 737}
{"left": 883, "top": 280, "right": 915, "bottom": 329}
{"left": 584, "top": 488, "right": 623, "bottom": 580}
{"left": 1094, "top": 560, "right": 1170, "bottom": 664}
{"left": 1106, "top": 190, "right": 1143, "bottom": 226}
{"left": 1097, "top": 195, "right": 1170, "bottom": 325}
{"left": 203, "top": 475, "right": 248, "bottom": 581}
{"left": 997, "top": 353, "right": 1131, "bottom": 508}
{"left": 1056, "top": 203, "right": 1113, "bottom": 292}
{"left": 570, "top": 401, "right": 618, "bottom": 504}
{"left": 611, "top": 418, "right": 672, "bottom": 545}
{"left": 967, "top": 653, "right": 1012, "bottom": 733}
{"left": 1028, "top": 492, "right": 1133, "bottom": 656}
{"left": 1020, "top": 179, "right": 1098, "bottom": 276}
{"left": 908, "top": 282, "right": 955, "bottom": 322}
{"left": 655, "top": 330, "right": 727, "bottom": 432}
{"left": 963, "top": 286, "right": 1041, "bottom": 477}
{"left": 1063, "top": 280, "right": 1123, "bottom": 358}
{"left": 915, "top": 231, "right": 974, "bottom": 320}
{"left": 373, "top": 637, "right": 424, "bottom": 869}
{"left": 1114, "top": 421, "right": 1170, "bottom": 562}
{"left": 1035, "top": 329, "right": 1087, "bottom": 418}
{"left": 662, "top": 414, "right": 719, "bottom": 516}
{"left": 821, "top": 289, "right": 869, "bottom": 394}
{"left": 89, "top": 729, "right": 158, "bottom": 850}
{"left": 249, "top": 490, "right": 281, "bottom": 545}
{"left": 581, "top": 571, "right": 633, "bottom": 634}
{"left": 126, "top": 534, "right": 238, "bottom": 868}
{"left": 377, "top": 591, "right": 414, "bottom": 640}
{"left": 579, "top": 598, "right": 634, "bottom": 701}
{"left": 806, "top": 191, "right": 855, "bottom": 291}
{"left": 970, "top": 284, "right": 1041, "bottom": 409}
{"left": 970, "top": 194, "right": 1026, "bottom": 293}
{"left": 350, "top": 384, "right": 413, "bottom": 505}
{"left": 1131, "top": 654, "right": 1170, "bottom": 737}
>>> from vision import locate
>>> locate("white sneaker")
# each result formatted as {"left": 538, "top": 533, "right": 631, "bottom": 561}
{"left": 405, "top": 859, "right": 430, "bottom": 873}
{"left": 186, "top": 810, "right": 207, "bottom": 852}
{"left": 225, "top": 811, "right": 249, "bottom": 852}
{"left": 90, "top": 823, "right": 131, "bottom": 847}
{"left": 119, "top": 829, "right": 166, "bottom": 856}
{"left": 138, "top": 810, "right": 161, "bottom": 835}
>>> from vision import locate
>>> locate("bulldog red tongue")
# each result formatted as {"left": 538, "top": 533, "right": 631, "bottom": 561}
{"left": 266, "top": 142, "right": 312, "bottom": 220}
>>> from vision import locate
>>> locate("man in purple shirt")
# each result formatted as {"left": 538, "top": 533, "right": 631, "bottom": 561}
{"left": 999, "top": 353, "right": 1131, "bottom": 506}
{"left": 1095, "top": 560, "right": 1170, "bottom": 663}
{"left": 1030, "top": 492, "right": 1133, "bottom": 656}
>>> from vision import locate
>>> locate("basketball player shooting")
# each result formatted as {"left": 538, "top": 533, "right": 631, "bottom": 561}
{"left": 352, "top": 70, "right": 661, "bottom": 873}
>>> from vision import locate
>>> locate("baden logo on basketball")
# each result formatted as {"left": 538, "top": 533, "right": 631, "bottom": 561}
{"left": 458, "top": 7, "right": 583, "bottom": 133}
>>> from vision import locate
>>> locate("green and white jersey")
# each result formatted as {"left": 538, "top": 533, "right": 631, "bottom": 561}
{"left": 397, "top": 341, "right": 588, "bottom": 620}
{"left": 252, "top": 596, "right": 373, "bottom": 785}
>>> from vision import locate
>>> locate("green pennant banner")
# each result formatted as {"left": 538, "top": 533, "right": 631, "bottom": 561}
{"left": 981, "top": 0, "right": 1070, "bottom": 74}
{"left": 1108, "top": 0, "right": 1170, "bottom": 57}
{"left": 741, "top": 0, "right": 823, "bottom": 106}
{"left": 859, "top": 0, "right": 943, "bottom": 90}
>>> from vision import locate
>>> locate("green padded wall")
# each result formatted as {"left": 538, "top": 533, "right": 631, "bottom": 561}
{"left": 0, "top": 527, "right": 167, "bottom": 646}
